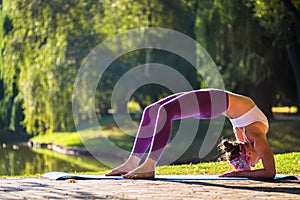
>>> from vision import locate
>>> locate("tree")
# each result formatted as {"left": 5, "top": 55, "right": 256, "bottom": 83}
{"left": 191, "top": 0, "right": 274, "bottom": 116}
{"left": 0, "top": 0, "right": 23, "bottom": 131}
{"left": 2, "top": 0, "right": 105, "bottom": 134}
{"left": 251, "top": 0, "right": 300, "bottom": 110}
{"left": 2, "top": 0, "right": 298, "bottom": 135}
{"left": 93, "top": 0, "right": 200, "bottom": 116}
{"left": 190, "top": 0, "right": 300, "bottom": 116}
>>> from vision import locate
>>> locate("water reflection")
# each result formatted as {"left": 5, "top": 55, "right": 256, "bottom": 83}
{"left": 0, "top": 144, "right": 108, "bottom": 176}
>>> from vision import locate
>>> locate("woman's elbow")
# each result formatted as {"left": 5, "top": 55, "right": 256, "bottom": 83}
{"left": 265, "top": 169, "right": 276, "bottom": 179}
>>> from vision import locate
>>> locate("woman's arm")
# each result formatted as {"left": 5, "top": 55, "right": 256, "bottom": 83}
{"left": 252, "top": 133, "right": 276, "bottom": 178}
{"left": 220, "top": 133, "right": 276, "bottom": 178}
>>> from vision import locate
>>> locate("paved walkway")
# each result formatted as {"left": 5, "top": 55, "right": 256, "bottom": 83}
{"left": 0, "top": 177, "right": 299, "bottom": 199}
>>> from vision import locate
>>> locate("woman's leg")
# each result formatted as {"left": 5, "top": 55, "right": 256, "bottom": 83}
{"left": 105, "top": 92, "right": 185, "bottom": 176}
{"left": 123, "top": 89, "right": 228, "bottom": 178}
{"left": 131, "top": 92, "right": 186, "bottom": 158}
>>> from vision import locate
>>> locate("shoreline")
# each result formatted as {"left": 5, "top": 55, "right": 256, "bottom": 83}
{"left": 27, "top": 141, "right": 91, "bottom": 156}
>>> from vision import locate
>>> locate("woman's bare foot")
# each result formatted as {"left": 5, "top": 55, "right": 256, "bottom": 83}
{"left": 105, "top": 168, "right": 128, "bottom": 176}
{"left": 122, "top": 158, "right": 156, "bottom": 179}
{"left": 105, "top": 156, "right": 141, "bottom": 176}
{"left": 122, "top": 169, "right": 155, "bottom": 179}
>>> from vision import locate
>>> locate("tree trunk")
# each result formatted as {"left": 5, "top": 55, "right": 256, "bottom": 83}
{"left": 286, "top": 41, "right": 300, "bottom": 113}
{"left": 248, "top": 82, "right": 273, "bottom": 118}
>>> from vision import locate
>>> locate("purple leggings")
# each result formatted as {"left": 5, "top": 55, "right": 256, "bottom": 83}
{"left": 131, "top": 89, "right": 228, "bottom": 161}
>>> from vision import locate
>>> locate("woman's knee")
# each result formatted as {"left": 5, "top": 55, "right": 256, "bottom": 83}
{"left": 161, "top": 98, "right": 180, "bottom": 114}
{"left": 141, "top": 104, "right": 161, "bottom": 126}
{"left": 158, "top": 102, "right": 177, "bottom": 120}
{"left": 144, "top": 103, "right": 160, "bottom": 115}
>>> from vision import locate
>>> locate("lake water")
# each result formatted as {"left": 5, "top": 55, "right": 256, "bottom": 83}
{"left": 0, "top": 144, "right": 109, "bottom": 176}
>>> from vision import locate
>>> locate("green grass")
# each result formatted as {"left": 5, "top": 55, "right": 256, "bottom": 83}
{"left": 268, "top": 120, "right": 300, "bottom": 153}
{"left": 66, "top": 152, "right": 300, "bottom": 176}
{"left": 31, "top": 148, "right": 107, "bottom": 172}
{"left": 29, "top": 116, "right": 300, "bottom": 176}
{"left": 30, "top": 131, "right": 84, "bottom": 147}
{"left": 30, "top": 116, "right": 300, "bottom": 154}
{"left": 3, "top": 152, "right": 299, "bottom": 178}
{"left": 157, "top": 152, "right": 300, "bottom": 176}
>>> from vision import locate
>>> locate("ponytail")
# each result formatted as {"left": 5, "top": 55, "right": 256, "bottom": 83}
{"left": 221, "top": 139, "right": 240, "bottom": 160}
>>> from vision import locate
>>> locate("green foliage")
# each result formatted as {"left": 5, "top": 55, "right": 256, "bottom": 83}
{"left": 250, "top": 0, "right": 300, "bottom": 40}
{"left": 192, "top": 0, "right": 300, "bottom": 116}
{"left": 195, "top": 0, "right": 272, "bottom": 89}
{"left": 249, "top": 0, "right": 300, "bottom": 106}
{"left": 1, "top": 0, "right": 105, "bottom": 134}
{"left": 0, "top": 0, "right": 299, "bottom": 136}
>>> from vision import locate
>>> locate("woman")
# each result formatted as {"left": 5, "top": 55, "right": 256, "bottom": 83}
{"left": 105, "top": 89, "right": 276, "bottom": 179}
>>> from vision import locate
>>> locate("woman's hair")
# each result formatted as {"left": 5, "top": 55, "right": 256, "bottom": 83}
{"left": 220, "top": 139, "right": 251, "bottom": 170}
{"left": 220, "top": 139, "right": 241, "bottom": 160}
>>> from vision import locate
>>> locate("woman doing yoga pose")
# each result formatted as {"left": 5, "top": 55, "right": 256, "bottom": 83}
{"left": 105, "top": 89, "right": 276, "bottom": 179}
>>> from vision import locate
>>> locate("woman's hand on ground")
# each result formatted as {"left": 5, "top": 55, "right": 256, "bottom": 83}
{"left": 219, "top": 170, "right": 241, "bottom": 177}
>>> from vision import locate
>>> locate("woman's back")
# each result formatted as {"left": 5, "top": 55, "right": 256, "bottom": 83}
{"left": 226, "top": 92, "right": 256, "bottom": 119}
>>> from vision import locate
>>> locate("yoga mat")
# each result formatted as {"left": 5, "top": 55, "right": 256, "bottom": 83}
{"left": 43, "top": 172, "right": 298, "bottom": 181}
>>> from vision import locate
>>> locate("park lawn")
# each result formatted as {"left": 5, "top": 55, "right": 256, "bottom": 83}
{"left": 30, "top": 117, "right": 300, "bottom": 154}
{"left": 30, "top": 131, "right": 85, "bottom": 148}
{"left": 30, "top": 131, "right": 300, "bottom": 176}
{"left": 3, "top": 152, "right": 299, "bottom": 178}
{"left": 79, "top": 152, "right": 300, "bottom": 176}
{"left": 30, "top": 115, "right": 137, "bottom": 149}
{"left": 157, "top": 152, "right": 300, "bottom": 176}
{"left": 30, "top": 117, "right": 300, "bottom": 176}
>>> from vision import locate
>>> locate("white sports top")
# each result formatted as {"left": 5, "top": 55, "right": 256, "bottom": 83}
{"left": 229, "top": 106, "right": 269, "bottom": 143}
